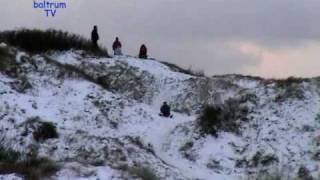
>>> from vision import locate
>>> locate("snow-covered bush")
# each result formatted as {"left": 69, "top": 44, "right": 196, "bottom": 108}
{"left": 179, "top": 141, "right": 193, "bottom": 152}
{"left": 252, "top": 171, "right": 283, "bottom": 180}
{"left": 274, "top": 77, "right": 308, "bottom": 102}
{"left": 0, "top": 145, "right": 59, "bottom": 180}
{"left": 297, "top": 166, "right": 313, "bottom": 180}
{"left": 127, "top": 136, "right": 155, "bottom": 155}
{"left": 250, "top": 152, "right": 279, "bottom": 167}
{"left": 236, "top": 152, "right": 279, "bottom": 170}
{"left": 10, "top": 76, "right": 32, "bottom": 93}
{"left": 128, "top": 166, "right": 159, "bottom": 180}
{"left": 275, "top": 77, "right": 307, "bottom": 89}
{"left": 179, "top": 141, "right": 197, "bottom": 161}
{"left": 246, "top": 165, "right": 314, "bottom": 180}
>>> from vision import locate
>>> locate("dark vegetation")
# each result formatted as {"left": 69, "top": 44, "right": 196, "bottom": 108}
{"left": 127, "top": 136, "right": 155, "bottom": 155}
{"left": 179, "top": 141, "right": 194, "bottom": 152}
{"left": 0, "top": 46, "right": 7, "bottom": 66}
{"left": 160, "top": 61, "right": 205, "bottom": 77}
{"left": 23, "top": 117, "right": 59, "bottom": 142}
{"left": 179, "top": 141, "right": 196, "bottom": 161}
{"left": 33, "top": 121, "right": 59, "bottom": 142}
{"left": 0, "top": 29, "right": 109, "bottom": 56}
{"left": 0, "top": 147, "right": 20, "bottom": 164}
{"left": 197, "top": 105, "right": 226, "bottom": 136}
{"left": 0, "top": 46, "right": 13, "bottom": 72}
{"left": 128, "top": 166, "right": 159, "bottom": 180}
{"left": 274, "top": 76, "right": 309, "bottom": 89}
{"left": 245, "top": 165, "right": 314, "bottom": 180}
{"left": 197, "top": 97, "right": 251, "bottom": 137}
{"left": 273, "top": 77, "right": 308, "bottom": 102}
{"left": 10, "top": 76, "right": 33, "bottom": 93}
{"left": 212, "top": 74, "right": 264, "bottom": 81}
{"left": 0, "top": 119, "right": 59, "bottom": 179}
{"left": 0, "top": 145, "right": 59, "bottom": 180}
{"left": 0, "top": 46, "right": 33, "bottom": 93}
{"left": 247, "top": 170, "right": 284, "bottom": 180}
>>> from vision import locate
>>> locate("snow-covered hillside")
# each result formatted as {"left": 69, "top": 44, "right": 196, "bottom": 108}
{"left": 0, "top": 44, "right": 320, "bottom": 180}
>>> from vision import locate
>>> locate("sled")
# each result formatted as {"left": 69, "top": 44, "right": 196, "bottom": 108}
{"left": 159, "top": 113, "right": 173, "bottom": 118}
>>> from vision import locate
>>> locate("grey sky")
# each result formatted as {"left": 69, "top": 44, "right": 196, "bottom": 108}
{"left": 1, "top": 0, "right": 320, "bottom": 78}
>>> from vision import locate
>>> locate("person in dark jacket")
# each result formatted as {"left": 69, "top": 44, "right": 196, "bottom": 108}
{"left": 91, "top": 26, "right": 99, "bottom": 49}
{"left": 112, "top": 37, "right": 122, "bottom": 55}
{"left": 139, "top": 44, "right": 148, "bottom": 59}
{"left": 159, "top": 102, "right": 172, "bottom": 118}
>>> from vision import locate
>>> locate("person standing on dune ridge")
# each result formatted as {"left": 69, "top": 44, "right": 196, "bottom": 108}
{"left": 112, "top": 37, "right": 122, "bottom": 56}
{"left": 91, "top": 25, "right": 99, "bottom": 49}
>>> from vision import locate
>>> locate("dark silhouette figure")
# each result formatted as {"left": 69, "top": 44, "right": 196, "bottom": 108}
{"left": 139, "top": 44, "right": 148, "bottom": 59}
{"left": 91, "top": 26, "right": 99, "bottom": 49}
{"left": 160, "top": 102, "right": 172, "bottom": 118}
{"left": 112, "top": 37, "right": 122, "bottom": 55}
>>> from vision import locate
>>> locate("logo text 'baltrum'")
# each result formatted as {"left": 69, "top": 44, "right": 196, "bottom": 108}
{"left": 33, "top": 0, "right": 67, "bottom": 17}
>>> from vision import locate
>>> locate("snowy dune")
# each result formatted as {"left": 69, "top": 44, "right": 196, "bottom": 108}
{"left": 0, "top": 45, "right": 320, "bottom": 179}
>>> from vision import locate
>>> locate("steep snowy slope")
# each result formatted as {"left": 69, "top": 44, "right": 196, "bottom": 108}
{"left": 0, "top": 44, "right": 320, "bottom": 180}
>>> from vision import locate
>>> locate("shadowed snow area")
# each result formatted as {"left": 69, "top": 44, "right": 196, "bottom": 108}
{"left": 0, "top": 44, "right": 320, "bottom": 179}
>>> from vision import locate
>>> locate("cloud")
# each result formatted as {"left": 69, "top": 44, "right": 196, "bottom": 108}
{"left": 234, "top": 41, "right": 320, "bottom": 78}
{"left": 152, "top": 40, "right": 261, "bottom": 75}
{"left": 119, "top": 0, "right": 320, "bottom": 46}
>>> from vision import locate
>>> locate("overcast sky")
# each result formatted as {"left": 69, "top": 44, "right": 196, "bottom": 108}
{"left": 1, "top": 0, "right": 320, "bottom": 78}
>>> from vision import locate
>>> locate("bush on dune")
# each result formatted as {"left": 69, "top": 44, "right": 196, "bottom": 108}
{"left": 0, "top": 140, "right": 59, "bottom": 180}
{"left": 273, "top": 77, "right": 308, "bottom": 102}
{"left": 0, "top": 29, "right": 109, "bottom": 56}
{"left": 274, "top": 77, "right": 309, "bottom": 89}
{"left": 0, "top": 47, "right": 10, "bottom": 71}
{"left": 160, "top": 61, "right": 205, "bottom": 77}
{"left": 33, "top": 121, "right": 59, "bottom": 142}
{"left": 197, "top": 98, "right": 249, "bottom": 137}
{"left": 23, "top": 117, "right": 59, "bottom": 142}
{"left": 128, "top": 166, "right": 159, "bottom": 180}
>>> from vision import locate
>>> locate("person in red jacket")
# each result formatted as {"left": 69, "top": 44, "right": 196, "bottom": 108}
{"left": 139, "top": 44, "right": 148, "bottom": 59}
{"left": 112, "top": 37, "right": 122, "bottom": 56}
